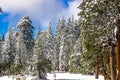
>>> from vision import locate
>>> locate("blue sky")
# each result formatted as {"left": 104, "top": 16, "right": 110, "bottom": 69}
{"left": 0, "top": 0, "right": 81, "bottom": 35}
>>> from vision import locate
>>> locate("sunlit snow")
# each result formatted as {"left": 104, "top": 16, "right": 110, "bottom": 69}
{"left": 0, "top": 72, "right": 104, "bottom": 80}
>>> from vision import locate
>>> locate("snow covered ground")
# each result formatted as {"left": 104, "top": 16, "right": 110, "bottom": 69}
{"left": 0, "top": 72, "right": 104, "bottom": 80}
{"left": 0, "top": 75, "right": 36, "bottom": 80}
{"left": 47, "top": 72, "right": 104, "bottom": 80}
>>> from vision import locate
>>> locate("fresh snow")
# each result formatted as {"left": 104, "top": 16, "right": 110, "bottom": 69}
{"left": 47, "top": 72, "right": 104, "bottom": 80}
{"left": 0, "top": 75, "right": 36, "bottom": 80}
{"left": 0, "top": 72, "right": 104, "bottom": 80}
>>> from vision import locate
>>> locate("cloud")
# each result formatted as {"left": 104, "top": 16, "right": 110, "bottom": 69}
{"left": 60, "top": 0, "right": 82, "bottom": 20}
{"left": 0, "top": 0, "right": 82, "bottom": 30}
{"left": 67, "top": 0, "right": 82, "bottom": 19}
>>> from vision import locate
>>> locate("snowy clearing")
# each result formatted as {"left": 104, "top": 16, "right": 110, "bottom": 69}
{"left": 47, "top": 72, "right": 104, "bottom": 80}
{"left": 0, "top": 72, "right": 104, "bottom": 80}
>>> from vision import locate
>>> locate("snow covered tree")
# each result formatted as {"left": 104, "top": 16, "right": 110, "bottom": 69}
{"left": 16, "top": 16, "right": 35, "bottom": 74}
{"left": 17, "top": 16, "right": 34, "bottom": 61}
{"left": 0, "top": 34, "right": 4, "bottom": 75}
{"left": 46, "top": 22, "right": 56, "bottom": 70}
{"left": 0, "top": 34, "right": 3, "bottom": 59}
{"left": 33, "top": 31, "right": 52, "bottom": 79}
{"left": 66, "top": 17, "right": 80, "bottom": 71}
{"left": 13, "top": 32, "right": 27, "bottom": 74}
{"left": 59, "top": 30, "right": 67, "bottom": 71}
{"left": 69, "top": 37, "right": 83, "bottom": 73}
{"left": 0, "top": 42, "right": 2, "bottom": 75}
{"left": 36, "top": 25, "right": 40, "bottom": 39}
{"left": 48, "top": 22, "right": 52, "bottom": 35}
{"left": 32, "top": 22, "right": 57, "bottom": 78}
{"left": 55, "top": 17, "right": 67, "bottom": 70}
{"left": 32, "top": 33, "right": 44, "bottom": 77}
{"left": 2, "top": 27, "right": 16, "bottom": 74}
{"left": 67, "top": 17, "right": 80, "bottom": 41}
{"left": 56, "top": 17, "right": 66, "bottom": 41}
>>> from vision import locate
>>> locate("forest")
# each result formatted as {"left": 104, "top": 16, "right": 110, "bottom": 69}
{"left": 0, "top": 0, "right": 120, "bottom": 80}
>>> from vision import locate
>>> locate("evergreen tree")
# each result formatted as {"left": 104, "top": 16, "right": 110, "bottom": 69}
{"left": 78, "top": 0, "right": 118, "bottom": 79}
{"left": 66, "top": 17, "right": 80, "bottom": 71}
{"left": 33, "top": 31, "right": 55, "bottom": 78}
{"left": 13, "top": 32, "right": 27, "bottom": 74}
{"left": 69, "top": 37, "right": 82, "bottom": 73}
{"left": 67, "top": 17, "right": 80, "bottom": 41}
{"left": 0, "top": 41, "right": 2, "bottom": 75}
{"left": 48, "top": 22, "right": 52, "bottom": 35}
{"left": 0, "top": 34, "right": 3, "bottom": 62}
{"left": 36, "top": 25, "right": 40, "bottom": 39}
{"left": 17, "top": 16, "right": 35, "bottom": 74}
{"left": 55, "top": 17, "right": 66, "bottom": 70}
{"left": 59, "top": 31, "right": 67, "bottom": 71}
{"left": 17, "top": 16, "right": 34, "bottom": 60}
{"left": 0, "top": 34, "right": 4, "bottom": 75}
{"left": 47, "top": 22, "right": 56, "bottom": 70}
{"left": 2, "top": 28, "right": 16, "bottom": 74}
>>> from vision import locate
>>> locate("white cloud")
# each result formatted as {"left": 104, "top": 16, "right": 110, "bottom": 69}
{"left": 67, "top": 0, "right": 82, "bottom": 19}
{"left": 0, "top": 0, "right": 82, "bottom": 30}
{"left": 60, "top": 0, "right": 82, "bottom": 20}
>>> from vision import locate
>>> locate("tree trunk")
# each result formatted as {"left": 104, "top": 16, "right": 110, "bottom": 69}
{"left": 38, "top": 70, "right": 41, "bottom": 79}
{"left": 116, "top": 19, "right": 120, "bottom": 80}
{"left": 37, "top": 63, "right": 42, "bottom": 79}
{"left": 95, "top": 55, "right": 99, "bottom": 79}
{"left": 110, "top": 44, "right": 116, "bottom": 80}
{"left": 57, "top": 58, "right": 59, "bottom": 71}
{"left": 101, "top": 54, "right": 107, "bottom": 80}
{"left": 8, "top": 62, "right": 12, "bottom": 75}
{"left": 0, "top": 64, "right": 2, "bottom": 76}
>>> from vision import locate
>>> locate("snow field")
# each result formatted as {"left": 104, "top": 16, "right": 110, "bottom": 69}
{"left": 0, "top": 72, "right": 104, "bottom": 80}
{"left": 46, "top": 72, "right": 104, "bottom": 80}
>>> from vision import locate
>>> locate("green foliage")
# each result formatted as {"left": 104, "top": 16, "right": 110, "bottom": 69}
{"left": 78, "top": 0, "right": 116, "bottom": 77}
{"left": 12, "top": 64, "right": 23, "bottom": 75}
{"left": 69, "top": 54, "right": 81, "bottom": 73}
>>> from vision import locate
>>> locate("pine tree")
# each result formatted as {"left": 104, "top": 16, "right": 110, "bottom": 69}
{"left": 17, "top": 16, "right": 34, "bottom": 61}
{"left": 2, "top": 27, "right": 16, "bottom": 74}
{"left": 0, "top": 41, "right": 2, "bottom": 75}
{"left": 59, "top": 30, "right": 67, "bottom": 71}
{"left": 47, "top": 22, "right": 56, "bottom": 70}
{"left": 69, "top": 37, "right": 82, "bottom": 73}
{"left": 55, "top": 17, "right": 66, "bottom": 71}
{"left": 13, "top": 32, "right": 27, "bottom": 74}
{"left": 33, "top": 31, "right": 55, "bottom": 78}
{"left": 33, "top": 35, "right": 46, "bottom": 78}
{"left": 66, "top": 17, "right": 80, "bottom": 71}
{"left": 48, "top": 22, "right": 52, "bottom": 35}
{"left": 67, "top": 17, "right": 80, "bottom": 41}
{"left": 78, "top": 0, "right": 118, "bottom": 79}
{"left": 0, "top": 34, "right": 4, "bottom": 75}
{"left": 17, "top": 16, "right": 35, "bottom": 74}
{"left": 36, "top": 25, "right": 40, "bottom": 39}
{"left": 0, "top": 34, "right": 3, "bottom": 62}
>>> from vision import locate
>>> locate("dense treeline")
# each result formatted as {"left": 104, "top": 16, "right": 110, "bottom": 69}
{"left": 0, "top": 16, "right": 81, "bottom": 79}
